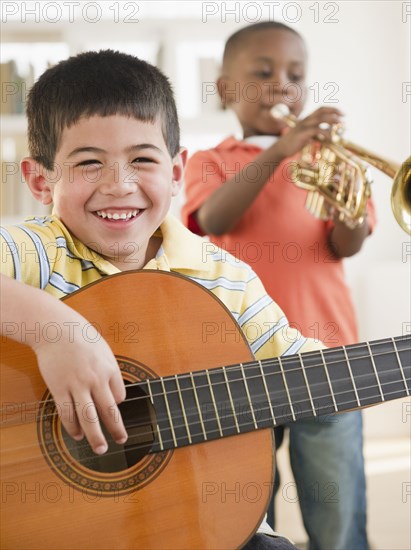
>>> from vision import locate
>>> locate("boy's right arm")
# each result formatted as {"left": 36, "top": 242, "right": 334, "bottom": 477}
{"left": 1, "top": 274, "right": 127, "bottom": 454}
{"left": 196, "top": 107, "right": 344, "bottom": 235}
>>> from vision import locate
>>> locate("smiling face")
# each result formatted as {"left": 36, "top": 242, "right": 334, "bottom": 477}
{"left": 24, "top": 115, "right": 186, "bottom": 270}
{"left": 219, "top": 28, "right": 308, "bottom": 138}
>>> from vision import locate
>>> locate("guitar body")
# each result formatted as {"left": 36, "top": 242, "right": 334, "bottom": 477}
{"left": 1, "top": 271, "right": 274, "bottom": 549}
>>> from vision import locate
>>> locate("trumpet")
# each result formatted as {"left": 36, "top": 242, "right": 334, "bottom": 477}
{"left": 270, "top": 104, "right": 411, "bottom": 234}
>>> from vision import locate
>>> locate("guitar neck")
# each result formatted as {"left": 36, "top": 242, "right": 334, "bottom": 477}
{"left": 141, "top": 335, "right": 411, "bottom": 452}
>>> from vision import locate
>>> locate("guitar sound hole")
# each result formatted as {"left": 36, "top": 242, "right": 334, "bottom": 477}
{"left": 62, "top": 381, "right": 156, "bottom": 473}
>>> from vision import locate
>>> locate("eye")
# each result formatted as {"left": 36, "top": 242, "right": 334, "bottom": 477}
{"left": 254, "top": 69, "right": 272, "bottom": 79}
{"left": 76, "top": 159, "right": 102, "bottom": 167}
{"left": 289, "top": 73, "right": 304, "bottom": 83}
{"left": 132, "top": 157, "right": 156, "bottom": 164}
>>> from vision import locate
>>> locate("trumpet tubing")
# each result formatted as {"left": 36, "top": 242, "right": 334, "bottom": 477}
{"left": 270, "top": 104, "right": 411, "bottom": 234}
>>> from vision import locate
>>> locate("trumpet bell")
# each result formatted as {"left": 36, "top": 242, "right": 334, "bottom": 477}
{"left": 391, "top": 157, "right": 411, "bottom": 234}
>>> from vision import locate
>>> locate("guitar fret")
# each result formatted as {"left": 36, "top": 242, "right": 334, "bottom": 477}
{"left": 366, "top": 342, "right": 385, "bottom": 401}
{"left": 174, "top": 374, "right": 192, "bottom": 444}
{"left": 320, "top": 349, "right": 338, "bottom": 412}
{"left": 160, "top": 377, "right": 178, "bottom": 447}
{"left": 367, "top": 338, "right": 410, "bottom": 404}
{"left": 392, "top": 337, "right": 410, "bottom": 396}
{"left": 175, "top": 373, "right": 208, "bottom": 445}
{"left": 189, "top": 372, "right": 207, "bottom": 441}
{"left": 346, "top": 342, "right": 382, "bottom": 406}
{"left": 277, "top": 357, "right": 296, "bottom": 421}
{"left": 343, "top": 346, "right": 361, "bottom": 407}
{"left": 258, "top": 360, "right": 276, "bottom": 425}
{"left": 140, "top": 335, "right": 410, "bottom": 452}
{"left": 205, "top": 369, "right": 239, "bottom": 437}
{"left": 239, "top": 363, "right": 258, "bottom": 430}
{"left": 299, "top": 355, "right": 317, "bottom": 416}
{"left": 205, "top": 370, "right": 223, "bottom": 437}
{"left": 146, "top": 379, "right": 164, "bottom": 451}
{"left": 222, "top": 366, "right": 240, "bottom": 433}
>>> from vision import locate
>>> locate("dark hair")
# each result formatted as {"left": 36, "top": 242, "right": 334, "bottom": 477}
{"left": 26, "top": 50, "right": 180, "bottom": 169}
{"left": 222, "top": 22, "right": 303, "bottom": 69}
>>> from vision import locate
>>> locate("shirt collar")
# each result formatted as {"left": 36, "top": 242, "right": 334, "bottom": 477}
{"left": 146, "top": 214, "right": 211, "bottom": 272}
{"left": 46, "top": 214, "right": 209, "bottom": 274}
{"left": 216, "top": 135, "right": 278, "bottom": 151}
{"left": 243, "top": 135, "right": 279, "bottom": 149}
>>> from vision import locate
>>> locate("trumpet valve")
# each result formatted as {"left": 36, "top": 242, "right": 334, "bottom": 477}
{"left": 330, "top": 122, "right": 345, "bottom": 143}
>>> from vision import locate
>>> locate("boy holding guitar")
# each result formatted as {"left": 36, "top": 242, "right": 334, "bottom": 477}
{"left": 0, "top": 49, "right": 329, "bottom": 549}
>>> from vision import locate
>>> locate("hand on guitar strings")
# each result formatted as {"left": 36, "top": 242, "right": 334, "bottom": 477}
{"left": 33, "top": 305, "right": 128, "bottom": 455}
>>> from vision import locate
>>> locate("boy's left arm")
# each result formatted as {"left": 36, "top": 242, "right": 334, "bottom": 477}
{"left": 327, "top": 199, "right": 377, "bottom": 258}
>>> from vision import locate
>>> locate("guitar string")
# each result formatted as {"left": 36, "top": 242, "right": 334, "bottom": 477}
{"left": 1, "top": 340, "right": 409, "bottom": 415}
{"left": 2, "top": 386, "right": 410, "bottom": 490}
{"left": 5, "top": 373, "right": 408, "bottom": 442}
{"left": 2, "top": 350, "right": 410, "bottom": 429}
{"left": 2, "top": 382, "right": 408, "bottom": 480}
{"left": 2, "top": 336, "right": 408, "bottom": 414}
{"left": 35, "top": 352, "right": 411, "bottom": 426}
{"left": 1, "top": 377, "right": 409, "bottom": 475}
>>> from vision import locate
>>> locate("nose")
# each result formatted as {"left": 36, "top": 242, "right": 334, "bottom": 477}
{"left": 261, "top": 70, "right": 289, "bottom": 105}
{"left": 273, "top": 68, "right": 289, "bottom": 89}
{"left": 264, "top": 71, "right": 302, "bottom": 107}
{"left": 98, "top": 163, "right": 139, "bottom": 196}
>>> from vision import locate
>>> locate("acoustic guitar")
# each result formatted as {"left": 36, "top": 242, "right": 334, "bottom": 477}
{"left": 1, "top": 271, "right": 410, "bottom": 549}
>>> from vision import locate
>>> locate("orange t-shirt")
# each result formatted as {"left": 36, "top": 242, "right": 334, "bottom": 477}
{"left": 182, "top": 136, "right": 376, "bottom": 347}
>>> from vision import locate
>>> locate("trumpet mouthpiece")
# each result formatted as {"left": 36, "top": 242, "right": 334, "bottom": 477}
{"left": 270, "top": 103, "right": 290, "bottom": 119}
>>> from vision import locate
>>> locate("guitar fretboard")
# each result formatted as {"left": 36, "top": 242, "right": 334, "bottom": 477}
{"left": 138, "top": 335, "right": 411, "bottom": 452}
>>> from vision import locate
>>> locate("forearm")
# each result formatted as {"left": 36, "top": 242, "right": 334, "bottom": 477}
{"left": 1, "top": 273, "right": 127, "bottom": 453}
{"left": 196, "top": 145, "right": 288, "bottom": 235}
{"left": 327, "top": 218, "right": 370, "bottom": 258}
{"left": 0, "top": 274, "right": 86, "bottom": 350}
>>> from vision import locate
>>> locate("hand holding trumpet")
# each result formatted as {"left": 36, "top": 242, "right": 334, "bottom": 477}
{"left": 271, "top": 104, "right": 345, "bottom": 159}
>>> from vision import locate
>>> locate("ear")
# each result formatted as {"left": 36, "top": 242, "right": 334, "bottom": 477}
{"left": 21, "top": 158, "right": 54, "bottom": 205}
{"left": 171, "top": 147, "right": 188, "bottom": 197}
{"left": 217, "top": 76, "right": 233, "bottom": 109}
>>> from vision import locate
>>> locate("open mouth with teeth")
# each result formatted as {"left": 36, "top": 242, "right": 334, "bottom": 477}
{"left": 95, "top": 210, "right": 141, "bottom": 221}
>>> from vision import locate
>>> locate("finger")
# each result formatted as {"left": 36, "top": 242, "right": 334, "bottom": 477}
{"left": 315, "top": 127, "right": 334, "bottom": 141}
{"left": 92, "top": 387, "right": 128, "bottom": 445}
{"left": 110, "top": 369, "right": 126, "bottom": 404}
{"left": 312, "top": 106, "right": 344, "bottom": 117}
{"left": 75, "top": 393, "right": 108, "bottom": 455}
{"left": 55, "top": 392, "right": 84, "bottom": 441}
{"left": 304, "top": 110, "right": 343, "bottom": 128}
{"left": 295, "top": 125, "right": 332, "bottom": 143}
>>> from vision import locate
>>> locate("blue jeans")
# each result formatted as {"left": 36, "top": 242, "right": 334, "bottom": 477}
{"left": 268, "top": 411, "right": 368, "bottom": 550}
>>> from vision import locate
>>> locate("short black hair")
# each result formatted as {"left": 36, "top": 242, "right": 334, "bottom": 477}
{"left": 222, "top": 22, "right": 303, "bottom": 70}
{"left": 26, "top": 50, "right": 180, "bottom": 169}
